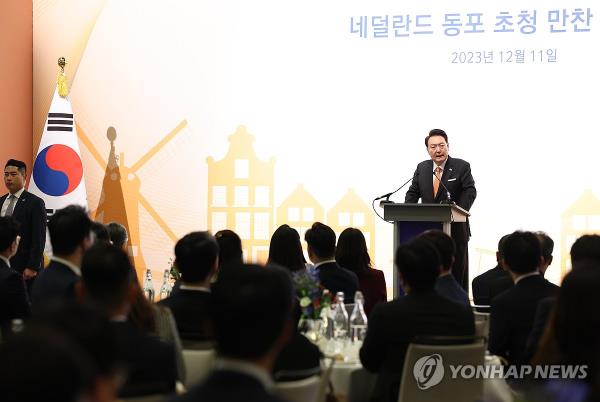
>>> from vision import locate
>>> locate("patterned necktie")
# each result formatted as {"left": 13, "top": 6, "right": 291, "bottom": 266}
{"left": 5, "top": 195, "right": 16, "bottom": 216}
{"left": 433, "top": 167, "right": 443, "bottom": 197}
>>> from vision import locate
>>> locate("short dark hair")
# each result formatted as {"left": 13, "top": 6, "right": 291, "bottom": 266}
{"left": 175, "top": 231, "right": 219, "bottom": 283}
{"left": 395, "top": 237, "right": 441, "bottom": 291}
{"left": 90, "top": 221, "right": 110, "bottom": 243}
{"left": 5, "top": 159, "right": 27, "bottom": 175}
{"left": 29, "top": 302, "right": 120, "bottom": 378}
{"left": 107, "top": 222, "right": 128, "bottom": 249}
{"left": 304, "top": 222, "right": 336, "bottom": 259}
{"left": 570, "top": 235, "right": 600, "bottom": 265}
{"left": 214, "top": 230, "right": 243, "bottom": 268}
{"left": 0, "top": 326, "right": 94, "bottom": 402}
{"left": 425, "top": 129, "right": 449, "bottom": 147}
{"left": 420, "top": 230, "right": 455, "bottom": 271}
{"left": 48, "top": 205, "right": 92, "bottom": 255}
{"left": 268, "top": 225, "right": 306, "bottom": 272}
{"left": 0, "top": 216, "right": 19, "bottom": 252}
{"left": 211, "top": 265, "right": 293, "bottom": 359}
{"left": 502, "top": 231, "right": 541, "bottom": 274}
{"left": 535, "top": 231, "right": 554, "bottom": 261}
{"left": 81, "top": 243, "right": 134, "bottom": 312}
{"left": 497, "top": 234, "right": 510, "bottom": 258}
{"left": 335, "top": 227, "right": 372, "bottom": 275}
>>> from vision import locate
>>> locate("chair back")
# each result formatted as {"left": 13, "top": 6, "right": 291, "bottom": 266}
{"left": 120, "top": 394, "right": 169, "bottom": 402}
{"left": 397, "top": 341, "right": 485, "bottom": 402}
{"left": 474, "top": 312, "right": 490, "bottom": 342}
{"left": 182, "top": 349, "right": 216, "bottom": 388}
{"left": 275, "top": 375, "right": 320, "bottom": 402}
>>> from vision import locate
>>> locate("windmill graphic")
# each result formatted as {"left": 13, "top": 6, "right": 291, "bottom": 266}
{"left": 77, "top": 120, "right": 187, "bottom": 281}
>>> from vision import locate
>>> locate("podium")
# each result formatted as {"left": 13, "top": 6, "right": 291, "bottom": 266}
{"left": 381, "top": 202, "right": 470, "bottom": 297}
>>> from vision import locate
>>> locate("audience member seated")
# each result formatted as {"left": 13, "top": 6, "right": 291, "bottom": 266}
{"left": 214, "top": 229, "right": 244, "bottom": 282}
{"left": 528, "top": 264, "right": 600, "bottom": 401}
{"left": 335, "top": 227, "right": 386, "bottom": 316}
{"left": 91, "top": 221, "right": 111, "bottom": 244}
{"left": 80, "top": 242, "right": 177, "bottom": 397}
{"left": 525, "top": 234, "right": 600, "bottom": 363}
{"left": 107, "top": 221, "right": 128, "bottom": 251}
{"left": 421, "top": 230, "right": 469, "bottom": 306}
{"left": 305, "top": 222, "right": 358, "bottom": 303}
{"left": 359, "top": 238, "right": 474, "bottom": 402}
{"left": 159, "top": 231, "right": 218, "bottom": 345}
{"left": 272, "top": 301, "right": 321, "bottom": 381}
{"left": 173, "top": 265, "right": 292, "bottom": 402}
{"left": 28, "top": 302, "right": 122, "bottom": 402}
{"left": 472, "top": 234, "right": 510, "bottom": 308}
{"left": 31, "top": 205, "right": 93, "bottom": 308}
{"left": 0, "top": 216, "right": 30, "bottom": 336}
{"left": 268, "top": 224, "right": 306, "bottom": 273}
{"left": 488, "top": 231, "right": 559, "bottom": 366}
{"left": 0, "top": 326, "right": 96, "bottom": 402}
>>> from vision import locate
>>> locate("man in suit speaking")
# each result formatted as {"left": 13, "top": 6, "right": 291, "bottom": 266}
{"left": 405, "top": 129, "right": 476, "bottom": 290}
{"left": 1, "top": 159, "right": 47, "bottom": 293}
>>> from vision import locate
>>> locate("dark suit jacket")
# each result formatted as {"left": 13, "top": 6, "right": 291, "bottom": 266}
{"left": 472, "top": 265, "right": 511, "bottom": 307}
{"left": 489, "top": 275, "right": 514, "bottom": 304}
{"left": 524, "top": 296, "right": 556, "bottom": 362}
{"left": 357, "top": 268, "right": 387, "bottom": 316}
{"left": 112, "top": 321, "right": 177, "bottom": 397}
{"left": 30, "top": 260, "right": 79, "bottom": 308}
{"left": 0, "top": 258, "right": 30, "bottom": 334}
{"left": 315, "top": 262, "right": 359, "bottom": 303}
{"left": 489, "top": 275, "right": 559, "bottom": 365}
{"left": 435, "top": 274, "right": 469, "bottom": 306}
{"left": 360, "top": 289, "right": 475, "bottom": 402}
{"left": 404, "top": 155, "right": 476, "bottom": 241}
{"left": 158, "top": 288, "right": 213, "bottom": 342}
{"left": 273, "top": 331, "right": 322, "bottom": 381}
{"left": 173, "top": 370, "right": 287, "bottom": 402}
{"left": 1, "top": 190, "right": 46, "bottom": 273}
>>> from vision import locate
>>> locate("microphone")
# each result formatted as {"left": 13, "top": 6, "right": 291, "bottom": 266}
{"left": 433, "top": 168, "right": 454, "bottom": 204}
{"left": 373, "top": 174, "right": 415, "bottom": 202}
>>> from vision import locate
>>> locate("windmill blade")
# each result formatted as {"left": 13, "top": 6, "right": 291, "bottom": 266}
{"left": 76, "top": 122, "right": 107, "bottom": 168}
{"left": 130, "top": 120, "right": 188, "bottom": 174}
{"left": 138, "top": 193, "right": 178, "bottom": 243}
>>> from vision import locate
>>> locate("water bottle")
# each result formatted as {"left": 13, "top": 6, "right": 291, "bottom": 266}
{"left": 143, "top": 269, "right": 155, "bottom": 302}
{"left": 332, "top": 291, "right": 348, "bottom": 340}
{"left": 350, "top": 291, "right": 368, "bottom": 342}
{"left": 159, "top": 269, "right": 172, "bottom": 300}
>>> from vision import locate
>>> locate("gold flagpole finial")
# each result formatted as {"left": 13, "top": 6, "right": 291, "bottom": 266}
{"left": 57, "top": 57, "right": 68, "bottom": 98}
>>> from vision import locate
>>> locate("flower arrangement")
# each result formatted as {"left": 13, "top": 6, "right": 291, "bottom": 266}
{"left": 293, "top": 268, "right": 332, "bottom": 319}
{"left": 168, "top": 257, "right": 181, "bottom": 281}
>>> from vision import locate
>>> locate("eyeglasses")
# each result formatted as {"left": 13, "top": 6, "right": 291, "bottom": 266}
{"left": 428, "top": 143, "right": 447, "bottom": 150}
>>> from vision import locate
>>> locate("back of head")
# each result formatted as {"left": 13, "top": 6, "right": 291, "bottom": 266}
{"left": 81, "top": 243, "right": 134, "bottom": 313}
{"left": 268, "top": 224, "right": 306, "bottom": 272}
{"left": 215, "top": 229, "right": 243, "bottom": 268}
{"left": 29, "top": 302, "right": 120, "bottom": 378}
{"left": 535, "top": 231, "right": 554, "bottom": 261}
{"left": 107, "top": 222, "right": 128, "bottom": 250}
{"left": 90, "top": 221, "right": 110, "bottom": 244}
{"left": 304, "top": 222, "right": 336, "bottom": 259}
{"left": 395, "top": 237, "right": 441, "bottom": 291}
{"left": 335, "top": 227, "right": 371, "bottom": 275}
{"left": 0, "top": 326, "right": 94, "bottom": 402}
{"left": 570, "top": 234, "right": 600, "bottom": 265}
{"left": 211, "top": 264, "right": 293, "bottom": 360}
{"left": 175, "top": 231, "right": 219, "bottom": 283}
{"left": 420, "top": 230, "right": 455, "bottom": 272}
{"left": 0, "top": 216, "right": 19, "bottom": 252}
{"left": 501, "top": 231, "right": 540, "bottom": 275}
{"left": 48, "top": 205, "right": 92, "bottom": 256}
{"left": 555, "top": 264, "right": 600, "bottom": 371}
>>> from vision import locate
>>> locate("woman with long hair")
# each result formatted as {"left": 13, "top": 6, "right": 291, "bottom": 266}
{"left": 335, "top": 227, "right": 386, "bottom": 316}
{"left": 267, "top": 224, "right": 306, "bottom": 272}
